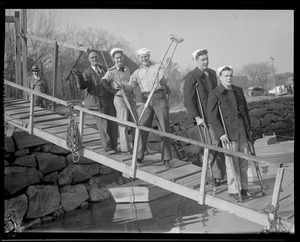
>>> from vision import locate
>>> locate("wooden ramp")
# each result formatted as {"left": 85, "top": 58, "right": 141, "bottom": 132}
{"left": 4, "top": 98, "right": 294, "bottom": 233}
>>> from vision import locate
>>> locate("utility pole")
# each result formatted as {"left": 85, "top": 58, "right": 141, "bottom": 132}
{"left": 270, "top": 57, "right": 278, "bottom": 96}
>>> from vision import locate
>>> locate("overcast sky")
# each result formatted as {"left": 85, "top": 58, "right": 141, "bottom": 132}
{"left": 56, "top": 9, "right": 293, "bottom": 74}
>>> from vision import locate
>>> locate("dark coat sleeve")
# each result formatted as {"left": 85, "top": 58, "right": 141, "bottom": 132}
{"left": 207, "top": 90, "right": 225, "bottom": 140}
{"left": 183, "top": 72, "right": 200, "bottom": 120}
{"left": 74, "top": 70, "right": 90, "bottom": 90}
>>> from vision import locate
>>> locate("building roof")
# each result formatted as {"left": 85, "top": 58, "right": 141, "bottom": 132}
{"left": 97, "top": 50, "right": 139, "bottom": 75}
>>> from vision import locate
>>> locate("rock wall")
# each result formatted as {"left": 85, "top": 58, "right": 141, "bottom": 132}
{"left": 4, "top": 130, "right": 128, "bottom": 233}
{"left": 148, "top": 96, "right": 294, "bottom": 166}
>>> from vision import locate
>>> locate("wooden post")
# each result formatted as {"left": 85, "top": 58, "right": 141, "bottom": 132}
{"left": 199, "top": 147, "right": 209, "bottom": 204}
{"left": 14, "top": 11, "right": 22, "bottom": 99}
{"left": 268, "top": 166, "right": 285, "bottom": 230}
{"left": 21, "top": 9, "right": 28, "bottom": 101}
{"left": 79, "top": 110, "right": 84, "bottom": 140}
{"left": 28, "top": 92, "right": 35, "bottom": 134}
{"left": 130, "top": 128, "right": 140, "bottom": 179}
{"left": 52, "top": 41, "right": 59, "bottom": 111}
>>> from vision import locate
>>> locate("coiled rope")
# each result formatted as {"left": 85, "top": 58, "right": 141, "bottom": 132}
{"left": 66, "top": 102, "right": 82, "bottom": 162}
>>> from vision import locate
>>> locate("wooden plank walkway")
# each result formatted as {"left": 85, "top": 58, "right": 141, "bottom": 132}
{"left": 4, "top": 98, "right": 294, "bottom": 232}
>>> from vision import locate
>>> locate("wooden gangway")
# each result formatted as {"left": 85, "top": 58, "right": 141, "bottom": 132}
{"left": 4, "top": 80, "right": 294, "bottom": 233}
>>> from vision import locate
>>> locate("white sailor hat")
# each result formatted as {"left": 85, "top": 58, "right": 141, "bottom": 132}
{"left": 192, "top": 49, "right": 207, "bottom": 61}
{"left": 137, "top": 48, "right": 152, "bottom": 55}
{"left": 217, "top": 65, "right": 233, "bottom": 77}
{"left": 110, "top": 48, "right": 123, "bottom": 57}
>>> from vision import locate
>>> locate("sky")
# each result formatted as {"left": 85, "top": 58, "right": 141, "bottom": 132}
{"left": 55, "top": 9, "right": 293, "bottom": 74}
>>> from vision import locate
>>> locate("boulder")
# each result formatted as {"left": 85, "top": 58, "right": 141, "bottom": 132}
{"left": 35, "top": 152, "right": 67, "bottom": 175}
{"left": 57, "top": 166, "right": 72, "bottom": 187}
{"left": 66, "top": 153, "right": 97, "bottom": 165}
{"left": 99, "top": 164, "right": 117, "bottom": 175}
{"left": 4, "top": 194, "right": 28, "bottom": 227}
{"left": 14, "top": 148, "right": 30, "bottom": 158}
{"left": 13, "top": 131, "right": 48, "bottom": 150}
{"left": 88, "top": 172, "right": 124, "bottom": 202}
{"left": 49, "top": 145, "right": 71, "bottom": 156}
{"left": 26, "top": 185, "right": 60, "bottom": 219}
{"left": 41, "top": 143, "right": 54, "bottom": 153}
{"left": 12, "top": 155, "right": 37, "bottom": 167}
{"left": 5, "top": 136, "right": 15, "bottom": 153}
{"left": 70, "top": 164, "right": 101, "bottom": 184}
{"left": 60, "top": 184, "right": 89, "bottom": 212}
{"left": 5, "top": 166, "right": 41, "bottom": 195}
{"left": 42, "top": 171, "right": 58, "bottom": 184}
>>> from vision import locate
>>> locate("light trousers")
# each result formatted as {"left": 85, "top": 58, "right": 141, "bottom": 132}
{"left": 222, "top": 118, "right": 249, "bottom": 194}
{"left": 137, "top": 94, "right": 172, "bottom": 161}
{"left": 114, "top": 95, "right": 138, "bottom": 152}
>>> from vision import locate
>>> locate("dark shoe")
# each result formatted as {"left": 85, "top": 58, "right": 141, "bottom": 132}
{"left": 113, "top": 148, "right": 121, "bottom": 153}
{"left": 241, "top": 189, "right": 253, "bottom": 198}
{"left": 136, "top": 158, "right": 143, "bottom": 164}
{"left": 164, "top": 160, "right": 171, "bottom": 168}
{"left": 123, "top": 150, "right": 133, "bottom": 156}
{"left": 229, "top": 193, "right": 240, "bottom": 202}
{"left": 104, "top": 147, "right": 113, "bottom": 152}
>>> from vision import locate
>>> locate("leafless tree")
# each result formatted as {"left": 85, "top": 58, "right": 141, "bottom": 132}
{"left": 240, "top": 62, "right": 274, "bottom": 90}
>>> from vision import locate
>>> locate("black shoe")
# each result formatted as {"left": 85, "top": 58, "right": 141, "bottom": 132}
{"left": 113, "top": 148, "right": 121, "bottom": 153}
{"left": 104, "top": 147, "right": 113, "bottom": 152}
{"left": 164, "top": 160, "right": 171, "bottom": 168}
{"left": 229, "top": 193, "right": 240, "bottom": 202}
{"left": 241, "top": 189, "right": 252, "bottom": 198}
{"left": 137, "top": 158, "right": 143, "bottom": 164}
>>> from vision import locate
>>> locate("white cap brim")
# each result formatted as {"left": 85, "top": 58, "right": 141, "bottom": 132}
{"left": 192, "top": 49, "right": 206, "bottom": 61}
{"left": 137, "top": 48, "right": 152, "bottom": 55}
{"left": 217, "top": 65, "right": 233, "bottom": 77}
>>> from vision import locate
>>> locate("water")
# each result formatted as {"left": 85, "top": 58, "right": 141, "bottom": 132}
{"left": 23, "top": 191, "right": 264, "bottom": 234}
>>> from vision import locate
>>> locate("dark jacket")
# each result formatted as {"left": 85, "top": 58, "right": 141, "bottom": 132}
{"left": 183, "top": 67, "right": 218, "bottom": 122}
{"left": 74, "top": 65, "right": 108, "bottom": 110}
{"left": 207, "top": 84, "right": 251, "bottom": 142}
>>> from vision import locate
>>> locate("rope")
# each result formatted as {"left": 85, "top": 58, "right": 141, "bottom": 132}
{"left": 260, "top": 203, "right": 289, "bottom": 233}
{"left": 66, "top": 102, "right": 82, "bottom": 162}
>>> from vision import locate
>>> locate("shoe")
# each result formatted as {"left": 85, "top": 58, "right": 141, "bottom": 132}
{"left": 104, "top": 147, "right": 113, "bottom": 152}
{"left": 124, "top": 150, "right": 133, "bottom": 156}
{"left": 163, "top": 160, "right": 171, "bottom": 168}
{"left": 241, "top": 189, "right": 253, "bottom": 198}
{"left": 137, "top": 158, "right": 143, "bottom": 164}
{"left": 113, "top": 148, "right": 121, "bottom": 153}
{"left": 229, "top": 193, "right": 240, "bottom": 202}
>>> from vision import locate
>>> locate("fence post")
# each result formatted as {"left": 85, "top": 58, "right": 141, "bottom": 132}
{"left": 52, "top": 41, "right": 59, "bottom": 111}
{"left": 14, "top": 11, "right": 22, "bottom": 99}
{"left": 199, "top": 147, "right": 209, "bottom": 204}
{"left": 20, "top": 9, "right": 28, "bottom": 101}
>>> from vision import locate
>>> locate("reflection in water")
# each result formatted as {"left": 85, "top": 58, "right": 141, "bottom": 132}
{"left": 24, "top": 191, "right": 263, "bottom": 233}
{"left": 113, "top": 203, "right": 153, "bottom": 224}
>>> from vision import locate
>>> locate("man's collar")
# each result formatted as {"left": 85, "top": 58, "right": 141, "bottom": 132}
{"left": 217, "top": 83, "right": 232, "bottom": 93}
{"left": 195, "top": 66, "right": 208, "bottom": 76}
{"left": 116, "top": 65, "right": 125, "bottom": 71}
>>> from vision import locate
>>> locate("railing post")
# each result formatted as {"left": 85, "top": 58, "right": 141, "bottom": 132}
{"left": 20, "top": 9, "right": 28, "bottom": 101}
{"left": 52, "top": 41, "right": 59, "bottom": 111}
{"left": 267, "top": 165, "right": 285, "bottom": 230}
{"left": 28, "top": 92, "right": 34, "bottom": 134}
{"left": 14, "top": 11, "right": 22, "bottom": 99}
{"left": 78, "top": 110, "right": 84, "bottom": 140}
{"left": 199, "top": 147, "right": 209, "bottom": 204}
{"left": 130, "top": 127, "right": 141, "bottom": 179}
